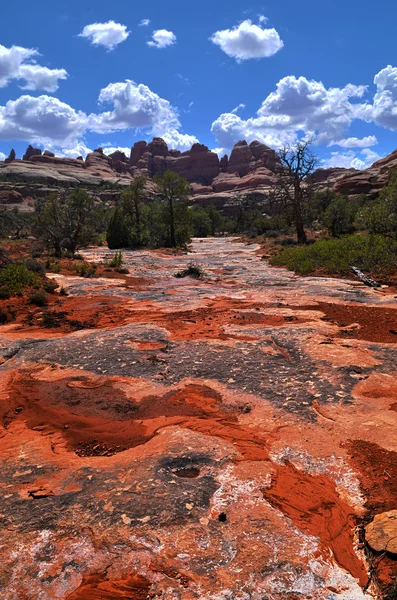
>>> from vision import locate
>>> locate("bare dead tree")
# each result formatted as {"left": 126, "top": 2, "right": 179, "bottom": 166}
{"left": 272, "top": 140, "right": 319, "bottom": 244}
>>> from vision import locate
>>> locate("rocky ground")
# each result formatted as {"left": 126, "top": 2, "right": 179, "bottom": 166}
{"left": 0, "top": 238, "right": 396, "bottom": 599}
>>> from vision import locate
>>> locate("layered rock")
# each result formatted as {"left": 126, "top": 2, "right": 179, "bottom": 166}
{"left": 311, "top": 148, "right": 397, "bottom": 197}
{"left": 227, "top": 140, "right": 281, "bottom": 176}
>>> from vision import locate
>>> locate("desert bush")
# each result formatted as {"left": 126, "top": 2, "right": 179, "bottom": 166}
{"left": 28, "top": 290, "right": 48, "bottom": 306}
{"left": 0, "top": 263, "right": 37, "bottom": 295}
{"left": 174, "top": 263, "right": 205, "bottom": 279}
{"left": 109, "top": 251, "right": 123, "bottom": 267}
{"left": 25, "top": 258, "right": 46, "bottom": 275}
{"left": 45, "top": 259, "right": 61, "bottom": 273}
{"left": 271, "top": 234, "right": 397, "bottom": 277}
{"left": 73, "top": 262, "right": 97, "bottom": 278}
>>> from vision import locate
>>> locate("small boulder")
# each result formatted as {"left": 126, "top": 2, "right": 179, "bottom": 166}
{"left": 365, "top": 510, "right": 397, "bottom": 553}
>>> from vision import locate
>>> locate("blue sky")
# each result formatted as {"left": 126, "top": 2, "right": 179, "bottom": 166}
{"left": 1, "top": 0, "right": 397, "bottom": 169}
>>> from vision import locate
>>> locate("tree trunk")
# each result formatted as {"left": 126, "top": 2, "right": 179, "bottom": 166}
{"left": 134, "top": 198, "right": 141, "bottom": 245}
{"left": 169, "top": 197, "right": 176, "bottom": 247}
{"left": 294, "top": 187, "right": 307, "bottom": 244}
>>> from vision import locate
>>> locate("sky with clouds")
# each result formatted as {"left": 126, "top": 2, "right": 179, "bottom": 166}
{"left": 0, "top": 0, "right": 397, "bottom": 169}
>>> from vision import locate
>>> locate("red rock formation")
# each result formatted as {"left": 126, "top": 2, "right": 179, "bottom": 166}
{"left": 22, "top": 144, "right": 42, "bottom": 161}
{"left": 228, "top": 140, "right": 281, "bottom": 177}
{"left": 4, "top": 149, "right": 16, "bottom": 164}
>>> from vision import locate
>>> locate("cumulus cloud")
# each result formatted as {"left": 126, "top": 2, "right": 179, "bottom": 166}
{"left": 147, "top": 29, "right": 176, "bottom": 49}
{"left": 91, "top": 80, "right": 181, "bottom": 134}
{"left": 102, "top": 146, "right": 131, "bottom": 156}
{"left": 0, "top": 151, "right": 6, "bottom": 161}
{"left": 0, "top": 44, "right": 68, "bottom": 91}
{"left": 323, "top": 147, "right": 382, "bottom": 170}
{"left": 210, "top": 19, "right": 283, "bottom": 61}
{"left": 79, "top": 21, "right": 130, "bottom": 50}
{"left": 18, "top": 64, "right": 68, "bottom": 93}
{"left": 158, "top": 129, "right": 199, "bottom": 151}
{"left": 355, "top": 65, "right": 397, "bottom": 130}
{"left": 0, "top": 95, "right": 88, "bottom": 146}
{"left": 53, "top": 142, "right": 93, "bottom": 159}
{"left": 139, "top": 19, "right": 150, "bottom": 27}
{"left": 329, "top": 135, "right": 378, "bottom": 148}
{"left": 211, "top": 75, "right": 369, "bottom": 154}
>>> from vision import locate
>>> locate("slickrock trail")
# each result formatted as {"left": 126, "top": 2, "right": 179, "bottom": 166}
{"left": 1, "top": 237, "right": 396, "bottom": 599}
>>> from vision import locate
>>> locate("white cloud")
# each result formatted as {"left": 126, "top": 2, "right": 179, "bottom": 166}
{"left": 158, "top": 128, "right": 199, "bottom": 151}
{"left": 79, "top": 21, "right": 130, "bottom": 50}
{"left": 147, "top": 29, "right": 176, "bottom": 49}
{"left": 211, "top": 75, "right": 369, "bottom": 154}
{"left": 210, "top": 19, "right": 283, "bottom": 61}
{"left": 329, "top": 135, "right": 378, "bottom": 148}
{"left": 231, "top": 103, "right": 245, "bottom": 114}
{"left": 91, "top": 80, "right": 181, "bottom": 133}
{"left": 258, "top": 15, "right": 268, "bottom": 24}
{"left": 211, "top": 111, "right": 295, "bottom": 156}
{"left": 323, "top": 147, "right": 382, "bottom": 170}
{"left": 102, "top": 146, "right": 131, "bottom": 156}
{"left": 139, "top": 19, "right": 150, "bottom": 27}
{"left": 0, "top": 95, "right": 88, "bottom": 146}
{"left": 0, "top": 44, "right": 68, "bottom": 92}
{"left": 0, "top": 151, "right": 6, "bottom": 161}
{"left": 18, "top": 64, "right": 68, "bottom": 93}
{"left": 54, "top": 142, "right": 93, "bottom": 159}
{"left": 355, "top": 65, "right": 397, "bottom": 130}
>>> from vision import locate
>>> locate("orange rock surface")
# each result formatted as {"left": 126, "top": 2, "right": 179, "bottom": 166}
{"left": 1, "top": 238, "right": 396, "bottom": 599}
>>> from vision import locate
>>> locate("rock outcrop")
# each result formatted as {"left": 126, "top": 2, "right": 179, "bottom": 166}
{"left": 22, "top": 145, "right": 42, "bottom": 161}
{"left": 3, "top": 138, "right": 397, "bottom": 209}
{"left": 310, "top": 148, "right": 397, "bottom": 197}
{"left": 4, "top": 149, "right": 16, "bottom": 164}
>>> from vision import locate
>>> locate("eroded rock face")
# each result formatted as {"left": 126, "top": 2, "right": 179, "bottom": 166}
{"left": 228, "top": 140, "right": 281, "bottom": 176}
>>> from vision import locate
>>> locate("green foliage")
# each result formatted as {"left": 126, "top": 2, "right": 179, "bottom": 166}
{"left": 271, "top": 234, "right": 397, "bottom": 277}
{"left": 28, "top": 290, "right": 48, "bottom": 306}
{"left": 358, "top": 172, "right": 397, "bottom": 236}
{"left": 119, "top": 176, "right": 149, "bottom": 247}
{"left": 25, "top": 258, "right": 46, "bottom": 275}
{"left": 109, "top": 251, "right": 123, "bottom": 267}
{"left": 45, "top": 259, "right": 61, "bottom": 273}
{"left": 0, "top": 263, "right": 37, "bottom": 295}
{"left": 322, "top": 197, "right": 355, "bottom": 237}
{"left": 154, "top": 171, "right": 191, "bottom": 247}
{"left": 34, "top": 188, "right": 99, "bottom": 256}
{"left": 174, "top": 263, "right": 205, "bottom": 279}
{"left": 106, "top": 206, "right": 131, "bottom": 249}
{"left": 190, "top": 207, "right": 212, "bottom": 237}
{"left": 73, "top": 262, "right": 97, "bottom": 278}
{"left": 0, "top": 207, "right": 34, "bottom": 239}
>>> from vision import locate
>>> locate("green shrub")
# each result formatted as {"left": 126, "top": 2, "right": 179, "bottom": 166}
{"left": 43, "top": 279, "right": 58, "bottom": 294}
{"left": 25, "top": 258, "right": 46, "bottom": 275}
{"left": 28, "top": 290, "right": 48, "bottom": 306}
{"left": 0, "top": 264, "right": 37, "bottom": 295}
{"left": 174, "top": 263, "right": 205, "bottom": 279}
{"left": 271, "top": 234, "right": 397, "bottom": 278}
{"left": 73, "top": 262, "right": 97, "bottom": 278}
{"left": 45, "top": 259, "right": 61, "bottom": 273}
{"left": 109, "top": 251, "right": 123, "bottom": 268}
